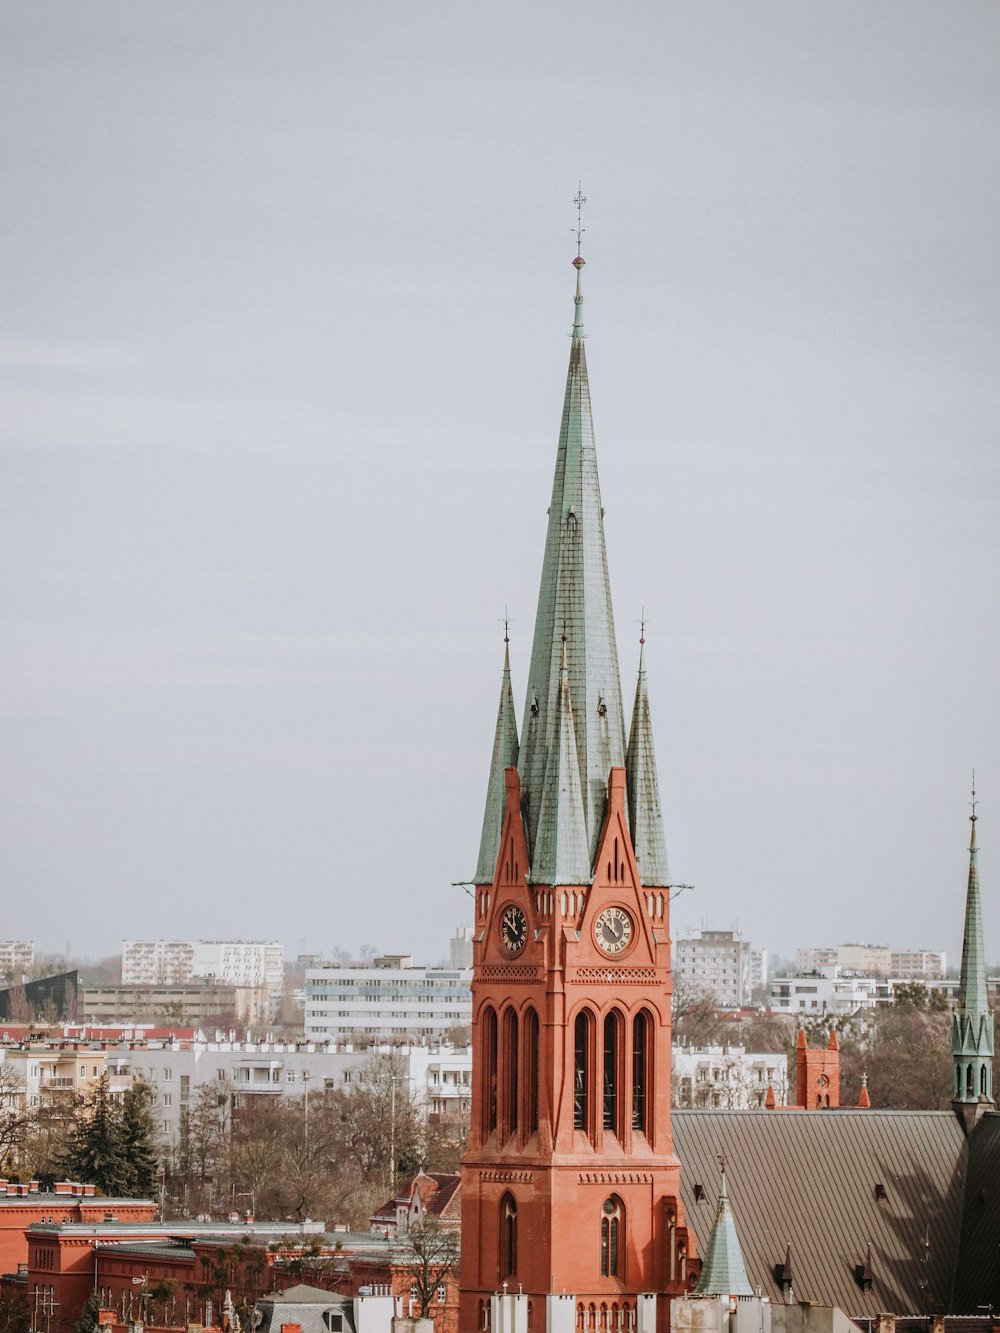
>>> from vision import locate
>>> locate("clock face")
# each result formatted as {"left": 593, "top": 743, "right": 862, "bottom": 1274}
{"left": 594, "top": 906, "right": 633, "bottom": 956}
{"left": 499, "top": 904, "right": 527, "bottom": 954}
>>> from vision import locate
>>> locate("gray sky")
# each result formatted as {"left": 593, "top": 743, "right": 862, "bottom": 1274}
{"left": 2, "top": 1, "right": 998, "bottom": 971}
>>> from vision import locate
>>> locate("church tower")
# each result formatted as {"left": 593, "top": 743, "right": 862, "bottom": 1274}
{"left": 460, "top": 242, "right": 698, "bottom": 1333}
{"left": 952, "top": 782, "right": 993, "bottom": 1119}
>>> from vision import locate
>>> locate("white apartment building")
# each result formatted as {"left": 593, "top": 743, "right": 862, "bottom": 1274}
{"left": 890, "top": 950, "right": 947, "bottom": 979}
{"left": 303, "top": 961, "right": 472, "bottom": 1042}
{"left": 102, "top": 1039, "right": 473, "bottom": 1143}
{"left": 795, "top": 944, "right": 892, "bottom": 976}
{"left": 769, "top": 966, "right": 895, "bottom": 1015}
{"left": 673, "top": 930, "right": 755, "bottom": 1009}
{"left": 672, "top": 1043, "right": 790, "bottom": 1109}
{"left": 0, "top": 940, "right": 34, "bottom": 983}
{"left": 748, "top": 949, "right": 768, "bottom": 995}
{"left": 122, "top": 940, "right": 284, "bottom": 991}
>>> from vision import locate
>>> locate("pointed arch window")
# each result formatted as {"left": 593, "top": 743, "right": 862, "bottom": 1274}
{"left": 600, "top": 1197, "right": 624, "bottom": 1278}
{"left": 632, "top": 1011, "right": 649, "bottom": 1133}
{"left": 482, "top": 1007, "right": 498, "bottom": 1136}
{"left": 500, "top": 1193, "right": 517, "bottom": 1278}
{"left": 524, "top": 1007, "right": 540, "bottom": 1134}
{"left": 574, "top": 1011, "right": 592, "bottom": 1131}
{"left": 982, "top": 1064, "right": 989, "bottom": 1096}
{"left": 502, "top": 1009, "right": 519, "bottom": 1138}
{"left": 603, "top": 1012, "right": 621, "bottom": 1134}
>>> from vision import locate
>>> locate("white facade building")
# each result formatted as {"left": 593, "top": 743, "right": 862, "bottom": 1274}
{"left": 674, "top": 930, "right": 754, "bottom": 1009}
{"left": 672, "top": 1043, "right": 790, "bottom": 1109}
{"left": 303, "top": 964, "right": 472, "bottom": 1042}
{"left": 122, "top": 940, "right": 284, "bottom": 991}
{"left": 795, "top": 944, "right": 892, "bottom": 976}
{"left": 101, "top": 1039, "right": 472, "bottom": 1144}
{"left": 0, "top": 940, "right": 34, "bottom": 983}
{"left": 890, "top": 949, "right": 947, "bottom": 979}
{"left": 769, "top": 966, "right": 895, "bottom": 1014}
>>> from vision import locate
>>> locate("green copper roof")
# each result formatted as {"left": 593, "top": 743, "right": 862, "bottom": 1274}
{"left": 952, "top": 801, "right": 994, "bottom": 1100}
{"left": 695, "top": 1172, "right": 754, "bottom": 1297}
{"left": 474, "top": 637, "right": 520, "bottom": 884}
{"left": 625, "top": 637, "right": 670, "bottom": 887}
{"left": 518, "top": 259, "right": 626, "bottom": 882}
{"left": 529, "top": 634, "right": 592, "bottom": 885}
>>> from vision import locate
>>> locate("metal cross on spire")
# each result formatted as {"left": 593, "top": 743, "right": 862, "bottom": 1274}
{"left": 573, "top": 183, "right": 587, "bottom": 257}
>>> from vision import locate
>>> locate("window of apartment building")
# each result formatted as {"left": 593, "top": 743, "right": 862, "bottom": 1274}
{"left": 163, "top": 1068, "right": 172, "bottom": 1080}
{"left": 93, "top": 1065, "right": 99, "bottom": 1077}
{"left": 80, "top": 1065, "right": 86, "bottom": 1077}
{"left": 163, "top": 1093, "right": 172, "bottom": 1107}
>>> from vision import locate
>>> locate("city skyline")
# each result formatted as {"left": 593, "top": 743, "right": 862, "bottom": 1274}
{"left": 2, "top": 3, "right": 998, "bottom": 966}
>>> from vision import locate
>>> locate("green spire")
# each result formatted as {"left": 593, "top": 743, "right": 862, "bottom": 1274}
{"left": 625, "top": 628, "right": 670, "bottom": 887}
{"left": 695, "top": 1169, "right": 754, "bottom": 1297}
{"left": 474, "top": 629, "right": 520, "bottom": 884}
{"left": 952, "top": 778, "right": 994, "bottom": 1105}
{"left": 529, "top": 630, "right": 592, "bottom": 885}
{"left": 518, "top": 248, "right": 626, "bottom": 882}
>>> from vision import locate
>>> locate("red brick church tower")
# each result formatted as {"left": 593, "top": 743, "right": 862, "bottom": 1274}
{"left": 460, "top": 237, "right": 698, "bottom": 1333}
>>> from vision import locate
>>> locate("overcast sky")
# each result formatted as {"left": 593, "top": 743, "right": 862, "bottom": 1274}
{"left": 2, "top": 2, "right": 998, "bottom": 972}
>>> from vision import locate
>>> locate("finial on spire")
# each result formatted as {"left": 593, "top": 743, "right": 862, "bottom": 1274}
{"left": 971, "top": 770, "right": 978, "bottom": 824}
{"left": 501, "top": 607, "right": 511, "bottom": 672}
{"left": 571, "top": 185, "right": 586, "bottom": 337}
{"left": 573, "top": 183, "right": 587, "bottom": 259}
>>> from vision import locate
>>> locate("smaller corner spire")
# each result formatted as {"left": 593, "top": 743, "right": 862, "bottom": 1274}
{"left": 571, "top": 183, "right": 587, "bottom": 340}
{"left": 473, "top": 621, "right": 521, "bottom": 885}
{"left": 626, "top": 619, "right": 670, "bottom": 887}
{"left": 695, "top": 1158, "right": 753, "bottom": 1297}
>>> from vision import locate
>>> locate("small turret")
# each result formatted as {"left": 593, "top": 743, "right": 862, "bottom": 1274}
{"left": 625, "top": 628, "right": 670, "bottom": 887}
{"left": 474, "top": 628, "right": 520, "bottom": 884}
{"left": 695, "top": 1165, "right": 753, "bottom": 1296}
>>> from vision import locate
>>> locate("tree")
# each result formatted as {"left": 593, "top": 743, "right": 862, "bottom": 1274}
{"left": 0, "top": 1288, "right": 29, "bottom": 1333}
{"left": 0, "top": 1065, "right": 27, "bottom": 1171}
{"left": 61, "top": 1074, "right": 161, "bottom": 1197}
{"left": 62, "top": 1075, "right": 130, "bottom": 1195}
{"left": 836, "top": 1003, "right": 953, "bottom": 1110}
{"left": 394, "top": 1218, "right": 460, "bottom": 1318}
{"left": 121, "top": 1079, "right": 161, "bottom": 1198}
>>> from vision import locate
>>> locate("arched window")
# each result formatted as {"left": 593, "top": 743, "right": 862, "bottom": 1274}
{"left": 600, "top": 1196, "right": 624, "bottom": 1278}
{"left": 574, "top": 1011, "right": 592, "bottom": 1130}
{"left": 524, "top": 1007, "right": 540, "bottom": 1134}
{"left": 982, "top": 1064, "right": 989, "bottom": 1096}
{"left": 503, "top": 1008, "right": 519, "bottom": 1137}
{"left": 967, "top": 1063, "right": 975, "bottom": 1097}
{"left": 603, "top": 1012, "right": 620, "bottom": 1134}
{"left": 500, "top": 1193, "right": 517, "bottom": 1278}
{"left": 483, "top": 1007, "right": 498, "bottom": 1135}
{"left": 631, "top": 1011, "right": 649, "bottom": 1133}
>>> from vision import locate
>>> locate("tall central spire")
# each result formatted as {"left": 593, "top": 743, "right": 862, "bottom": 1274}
{"left": 952, "top": 778, "right": 993, "bottom": 1109}
{"left": 518, "top": 242, "right": 626, "bottom": 882}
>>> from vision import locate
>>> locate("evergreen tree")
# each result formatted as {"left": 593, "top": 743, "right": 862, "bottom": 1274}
{"left": 62, "top": 1074, "right": 130, "bottom": 1196}
{"left": 121, "top": 1079, "right": 160, "bottom": 1198}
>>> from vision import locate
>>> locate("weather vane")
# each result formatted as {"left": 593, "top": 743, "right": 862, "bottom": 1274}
{"left": 637, "top": 606, "right": 648, "bottom": 645}
{"left": 501, "top": 605, "right": 511, "bottom": 645}
{"left": 573, "top": 183, "right": 587, "bottom": 257}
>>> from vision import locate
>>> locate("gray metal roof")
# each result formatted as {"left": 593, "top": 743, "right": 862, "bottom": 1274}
{"left": 624, "top": 638, "right": 670, "bottom": 887}
{"left": 518, "top": 262, "right": 626, "bottom": 882}
{"left": 474, "top": 638, "right": 520, "bottom": 884}
{"left": 674, "top": 1108, "right": 970, "bottom": 1315}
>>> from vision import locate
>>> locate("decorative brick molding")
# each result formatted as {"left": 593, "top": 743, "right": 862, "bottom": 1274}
{"left": 480, "top": 1170, "right": 534, "bottom": 1183}
{"left": 479, "top": 966, "right": 541, "bottom": 985}
{"left": 570, "top": 967, "right": 657, "bottom": 984}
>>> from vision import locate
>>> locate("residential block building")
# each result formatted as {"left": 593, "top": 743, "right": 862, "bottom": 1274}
{"left": 121, "top": 940, "right": 284, "bottom": 991}
{"left": 674, "top": 929, "right": 756, "bottom": 1008}
{"left": 0, "top": 941, "right": 33, "bottom": 984}
{"left": 303, "top": 963, "right": 472, "bottom": 1042}
{"left": 794, "top": 943, "right": 948, "bottom": 979}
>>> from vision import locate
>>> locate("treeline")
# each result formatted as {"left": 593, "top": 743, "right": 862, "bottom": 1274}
{"left": 169, "top": 1052, "right": 466, "bottom": 1228}
{"left": 1, "top": 1053, "right": 467, "bottom": 1229}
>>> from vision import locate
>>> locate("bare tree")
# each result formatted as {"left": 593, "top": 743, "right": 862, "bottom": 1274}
{"left": 394, "top": 1218, "right": 460, "bottom": 1318}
